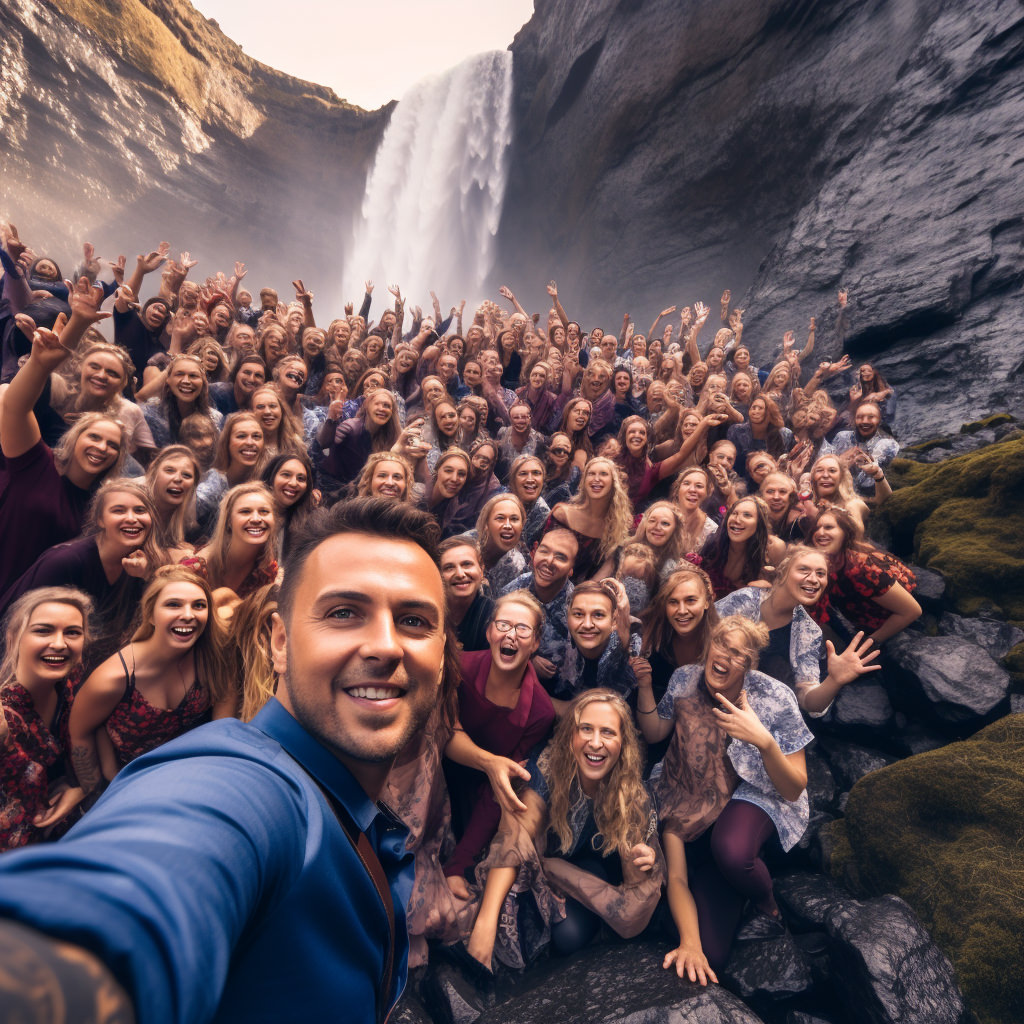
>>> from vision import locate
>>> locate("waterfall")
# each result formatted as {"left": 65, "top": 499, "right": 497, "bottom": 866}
{"left": 344, "top": 50, "right": 513, "bottom": 316}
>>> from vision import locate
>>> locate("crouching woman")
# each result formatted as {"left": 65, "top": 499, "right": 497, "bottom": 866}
{"left": 465, "top": 689, "right": 663, "bottom": 970}
{"left": 637, "top": 615, "right": 812, "bottom": 982}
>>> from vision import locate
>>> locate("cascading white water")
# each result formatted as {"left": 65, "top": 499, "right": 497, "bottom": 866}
{"left": 344, "top": 50, "right": 513, "bottom": 315}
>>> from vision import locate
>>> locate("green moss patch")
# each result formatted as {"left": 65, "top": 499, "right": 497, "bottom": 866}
{"left": 841, "top": 716, "right": 1024, "bottom": 1024}
{"left": 960, "top": 413, "right": 1015, "bottom": 435}
{"left": 882, "top": 437, "right": 1024, "bottom": 620}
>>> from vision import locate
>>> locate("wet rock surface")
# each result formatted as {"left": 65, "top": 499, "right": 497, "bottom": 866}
{"left": 826, "top": 895, "right": 969, "bottom": 1024}
{"left": 939, "top": 612, "right": 1024, "bottom": 661}
{"left": 884, "top": 633, "right": 1012, "bottom": 729}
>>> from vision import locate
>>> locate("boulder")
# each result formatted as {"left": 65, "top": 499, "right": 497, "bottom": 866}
{"left": 939, "top": 613, "right": 1024, "bottom": 661}
{"left": 722, "top": 929, "right": 813, "bottom": 1004}
{"left": 840, "top": 716, "right": 1024, "bottom": 1024}
{"left": 826, "top": 895, "right": 969, "bottom": 1024}
{"left": 886, "top": 722, "right": 950, "bottom": 759}
{"left": 392, "top": 990, "right": 436, "bottom": 1024}
{"left": 824, "top": 679, "right": 895, "bottom": 734}
{"left": 786, "top": 1014, "right": 837, "bottom": 1024}
{"left": 476, "top": 942, "right": 766, "bottom": 1023}
{"left": 774, "top": 872, "right": 854, "bottom": 933}
{"left": 906, "top": 566, "right": 947, "bottom": 613}
{"left": 815, "top": 739, "right": 896, "bottom": 795}
{"left": 884, "top": 634, "right": 1011, "bottom": 730}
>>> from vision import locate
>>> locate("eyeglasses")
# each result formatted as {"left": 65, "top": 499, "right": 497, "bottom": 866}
{"left": 549, "top": 447, "right": 571, "bottom": 457}
{"left": 493, "top": 620, "right": 535, "bottom": 639}
{"left": 710, "top": 637, "right": 752, "bottom": 669}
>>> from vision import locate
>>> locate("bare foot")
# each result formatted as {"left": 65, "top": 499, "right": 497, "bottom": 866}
{"left": 446, "top": 874, "right": 471, "bottom": 901}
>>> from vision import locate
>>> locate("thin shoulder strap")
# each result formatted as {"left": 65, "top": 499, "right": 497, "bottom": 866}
{"left": 314, "top": 781, "right": 396, "bottom": 1024}
{"left": 115, "top": 649, "right": 134, "bottom": 700}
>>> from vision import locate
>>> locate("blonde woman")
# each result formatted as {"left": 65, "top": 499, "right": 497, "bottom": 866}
{"left": 544, "top": 456, "right": 633, "bottom": 581}
{"left": 145, "top": 445, "right": 201, "bottom": 561}
{"left": 465, "top": 690, "right": 662, "bottom": 970}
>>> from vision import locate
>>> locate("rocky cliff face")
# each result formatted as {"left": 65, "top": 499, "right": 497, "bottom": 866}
{"left": 0, "top": 0, "right": 390, "bottom": 298}
{"left": 500, "top": 0, "right": 1024, "bottom": 442}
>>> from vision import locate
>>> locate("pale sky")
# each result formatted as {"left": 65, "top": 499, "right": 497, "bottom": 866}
{"left": 193, "top": 1, "right": 535, "bottom": 110}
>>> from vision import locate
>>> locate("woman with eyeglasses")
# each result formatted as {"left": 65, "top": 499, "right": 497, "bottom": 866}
{"left": 637, "top": 615, "right": 812, "bottom": 981}
{"left": 443, "top": 592, "right": 555, "bottom": 898}
{"left": 716, "top": 545, "right": 881, "bottom": 715}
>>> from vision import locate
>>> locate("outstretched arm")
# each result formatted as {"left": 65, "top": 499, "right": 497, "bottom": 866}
{"left": 546, "top": 281, "right": 569, "bottom": 329}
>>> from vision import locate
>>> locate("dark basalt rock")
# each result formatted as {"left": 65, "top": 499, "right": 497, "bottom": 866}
{"left": 825, "top": 895, "right": 969, "bottom": 1024}
{"left": 502, "top": 0, "right": 1024, "bottom": 442}
{"left": 786, "top": 1014, "right": 837, "bottom": 1024}
{"left": 883, "top": 634, "right": 1012, "bottom": 729}
{"left": 939, "top": 612, "right": 1024, "bottom": 660}
{"left": 392, "top": 989, "right": 436, "bottom": 1024}
{"left": 475, "top": 942, "right": 766, "bottom": 1023}
{"left": 906, "top": 566, "right": 947, "bottom": 612}
{"left": 823, "top": 679, "right": 895, "bottom": 734}
{"left": 815, "top": 738, "right": 896, "bottom": 795}
{"left": 775, "top": 872, "right": 854, "bottom": 933}
{"left": 722, "top": 930, "right": 813, "bottom": 1003}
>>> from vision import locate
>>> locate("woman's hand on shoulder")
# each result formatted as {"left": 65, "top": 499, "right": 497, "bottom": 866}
{"left": 662, "top": 942, "right": 718, "bottom": 985}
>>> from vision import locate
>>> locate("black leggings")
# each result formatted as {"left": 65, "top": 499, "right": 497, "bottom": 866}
{"left": 684, "top": 800, "right": 778, "bottom": 970}
{"left": 549, "top": 856, "right": 612, "bottom": 957}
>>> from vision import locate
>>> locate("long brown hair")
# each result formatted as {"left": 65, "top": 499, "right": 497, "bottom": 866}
{"left": 0, "top": 587, "right": 93, "bottom": 688}
{"left": 545, "top": 690, "right": 651, "bottom": 856}
{"left": 640, "top": 564, "right": 719, "bottom": 660}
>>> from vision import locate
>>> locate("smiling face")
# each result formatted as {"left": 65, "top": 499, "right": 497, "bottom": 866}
{"left": 531, "top": 531, "right": 576, "bottom": 592}
{"left": 487, "top": 500, "right": 523, "bottom": 553}
{"left": 569, "top": 592, "right": 615, "bottom": 656}
{"left": 855, "top": 404, "right": 881, "bottom": 438}
{"left": 302, "top": 330, "right": 326, "bottom": 358}
{"left": 98, "top": 490, "right": 152, "bottom": 550}
{"left": 270, "top": 532, "right": 445, "bottom": 789}
{"left": 509, "top": 404, "right": 532, "bottom": 434}
{"left": 470, "top": 445, "right": 497, "bottom": 478}
{"left": 72, "top": 421, "right": 122, "bottom": 479}
{"left": 708, "top": 443, "right": 737, "bottom": 474}
{"left": 143, "top": 301, "right": 169, "bottom": 331}
{"left": 229, "top": 490, "right": 274, "bottom": 549}
{"left": 644, "top": 504, "right": 676, "bottom": 548}
{"left": 369, "top": 460, "right": 407, "bottom": 500}
{"left": 731, "top": 374, "right": 753, "bottom": 405}
{"left": 567, "top": 401, "right": 592, "bottom": 432}
{"left": 422, "top": 379, "right": 445, "bottom": 405}
{"left": 726, "top": 499, "right": 759, "bottom": 544}
{"left": 760, "top": 472, "right": 795, "bottom": 516}
{"left": 230, "top": 325, "right": 256, "bottom": 354}
{"left": 153, "top": 455, "right": 196, "bottom": 509}
{"left": 80, "top": 351, "right": 126, "bottom": 400}
{"left": 365, "top": 391, "right": 395, "bottom": 426}
{"left": 572, "top": 701, "right": 623, "bottom": 797}
{"left": 812, "top": 456, "right": 841, "bottom": 496}
{"left": 748, "top": 398, "right": 767, "bottom": 426}
{"left": 781, "top": 551, "right": 829, "bottom": 607}
{"left": 547, "top": 434, "right": 571, "bottom": 470}
{"left": 733, "top": 347, "right": 750, "bottom": 371}
{"left": 18, "top": 602, "right": 85, "bottom": 684}
{"left": 462, "top": 361, "right": 482, "bottom": 388}
{"left": 665, "top": 577, "right": 709, "bottom": 637}
{"left": 151, "top": 580, "right": 209, "bottom": 650}
{"left": 487, "top": 599, "right": 540, "bottom": 675}
{"left": 583, "top": 460, "right": 614, "bottom": 501}
{"left": 272, "top": 458, "right": 309, "bottom": 508}
{"left": 279, "top": 361, "right": 307, "bottom": 394}
{"left": 811, "top": 512, "right": 844, "bottom": 555}
{"left": 624, "top": 421, "right": 648, "bottom": 457}
{"left": 439, "top": 543, "right": 483, "bottom": 601}
{"left": 703, "top": 629, "right": 751, "bottom": 700}
{"left": 434, "top": 457, "right": 468, "bottom": 500}
{"left": 435, "top": 403, "right": 459, "bottom": 438}
{"left": 252, "top": 390, "right": 283, "bottom": 433}
{"left": 512, "top": 459, "right": 544, "bottom": 503}
{"left": 676, "top": 469, "right": 709, "bottom": 510}
{"left": 168, "top": 359, "right": 204, "bottom": 404}
{"left": 228, "top": 420, "right": 264, "bottom": 468}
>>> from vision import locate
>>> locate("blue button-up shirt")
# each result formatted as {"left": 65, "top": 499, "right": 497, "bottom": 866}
{"left": 0, "top": 699, "right": 414, "bottom": 1024}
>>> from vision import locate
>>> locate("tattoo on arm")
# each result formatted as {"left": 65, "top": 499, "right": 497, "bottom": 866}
{"left": 0, "top": 920, "right": 135, "bottom": 1023}
{"left": 70, "top": 743, "right": 105, "bottom": 798}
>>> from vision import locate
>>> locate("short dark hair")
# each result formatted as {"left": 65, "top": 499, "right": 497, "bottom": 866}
{"left": 278, "top": 497, "right": 459, "bottom": 729}
{"left": 279, "top": 497, "right": 442, "bottom": 623}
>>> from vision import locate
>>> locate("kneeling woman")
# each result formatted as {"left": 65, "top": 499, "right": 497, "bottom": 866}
{"left": 64, "top": 567, "right": 228, "bottom": 813}
{"left": 467, "top": 690, "right": 662, "bottom": 970}
{"left": 637, "top": 616, "right": 813, "bottom": 980}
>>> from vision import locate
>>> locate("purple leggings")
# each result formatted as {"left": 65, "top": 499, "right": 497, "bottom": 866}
{"left": 685, "top": 799, "right": 778, "bottom": 970}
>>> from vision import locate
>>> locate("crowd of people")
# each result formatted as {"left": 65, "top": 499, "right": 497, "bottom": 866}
{"left": 0, "top": 224, "right": 923, "bottom": 985}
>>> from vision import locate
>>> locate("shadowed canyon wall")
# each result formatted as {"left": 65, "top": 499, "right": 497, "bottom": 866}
{"left": 499, "top": 0, "right": 1024, "bottom": 441}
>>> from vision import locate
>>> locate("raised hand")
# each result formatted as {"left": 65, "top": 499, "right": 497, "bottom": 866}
{"left": 231, "top": 261, "right": 245, "bottom": 280}
{"left": 179, "top": 251, "right": 198, "bottom": 271}
{"left": 546, "top": 280, "right": 558, "bottom": 298}
{"left": 783, "top": 330, "right": 796, "bottom": 351}
{"left": 27, "top": 319, "right": 72, "bottom": 370}
{"left": 107, "top": 254, "right": 127, "bottom": 283}
{"left": 137, "top": 244, "right": 169, "bottom": 273}
{"left": 67, "top": 278, "right": 110, "bottom": 326}
{"left": 693, "top": 301, "right": 710, "bottom": 326}
{"left": 658, "top": 306, "right": 677, "bottom": 319}
{"left": 808, "top": 316, "right": 816, "bottom": 332}
{"left": 712, "top": 691, "right": 773, "bottom": 749}
{"left": 2, "top": 223, "right": 28, "bottom": 262}
{"left": 293, "top": 279, "right": 313, "bottom": 303}
{"left": 499, "top": 285, "right": 515, "bottom": 301}
{"left": 82, "top": 242, "right": 100, "bottom": 275}
{"left": 387, "top": 283, "right": 402, "bottom": 301}
{"left": 825, "top": 632, "right": 880, "bottom": 687}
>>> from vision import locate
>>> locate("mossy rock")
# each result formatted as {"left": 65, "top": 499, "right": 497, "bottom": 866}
{"left": 840, "top": 715, "right": 1024, "bottom": 1024}
{"left": 1003, "top": 642, "right": 1024, "bottom": 688}
{"left": 881, "top": 437, "right": 1024, "bottom": 620}
{"left": 960, "top": 413, "right": 1015, "bottom": 435}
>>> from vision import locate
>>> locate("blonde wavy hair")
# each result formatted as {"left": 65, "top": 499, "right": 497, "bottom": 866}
{"left": 568, "top": 457, "right": 634, "bottom": 561}
{"left": 810, "top": 454, "right": 859, "bottom": 507}
{"left": 545, "top": 689, "right": 651, "bottom": 856}
{"left": 230, "top": 583, "right": 279, "bottom": 721}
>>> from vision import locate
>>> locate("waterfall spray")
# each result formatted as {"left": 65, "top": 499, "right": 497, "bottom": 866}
{"left": 344, "top": 50, "right": 513, "bottom": 315}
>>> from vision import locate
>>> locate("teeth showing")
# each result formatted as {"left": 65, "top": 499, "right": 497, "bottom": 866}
{"left": 347, "top": 686, "right": 401, "bottom": 700}
{"left": 584, "top": 753, "right": 605, "bottom": 764}
{"left": 171, "top": 626, "right": 196, "bottom": 636}
{"left": 40, "top": 655, "right": 68, "bottom": 664}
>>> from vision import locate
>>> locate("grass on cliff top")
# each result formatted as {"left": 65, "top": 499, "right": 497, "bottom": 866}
{"left": 835, "top": 715, "right": 1024, "bottom": 1024}
{"left": 883, "top": 433, "right": 1024, "bottom": 621}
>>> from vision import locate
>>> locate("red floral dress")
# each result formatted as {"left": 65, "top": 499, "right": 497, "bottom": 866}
{"left": 0, "top": 683, "right": 66, "bottom": 850}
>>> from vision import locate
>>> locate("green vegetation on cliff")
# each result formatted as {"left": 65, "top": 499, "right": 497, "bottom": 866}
{"left": 883, "top": 433, "right": 1024, "bottom": 621}
{"left": 830, "top": 716, "right": 1024, "bottom": 1024}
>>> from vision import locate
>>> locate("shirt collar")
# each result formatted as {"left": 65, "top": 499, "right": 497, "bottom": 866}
{"left": 251, "top": 697, "right": 380, "bottom": 833}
